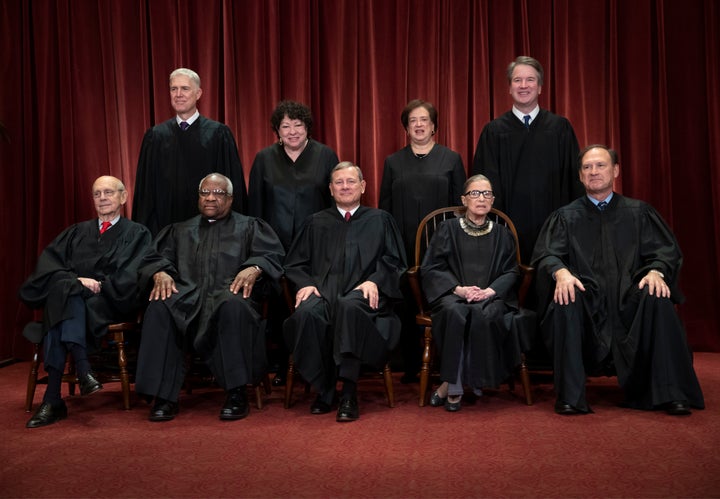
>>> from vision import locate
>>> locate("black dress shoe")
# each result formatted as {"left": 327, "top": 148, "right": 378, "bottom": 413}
{"left": 336, "top": 396, "right": 359, "bottom": 422}
{"left": 149, "top": 398, "right": 179, "bottom": 422}
{"left": 220, "top": 389, "right": 249, "bottom": 420}
{"left": 78, "top": 372, "right": 103, "bottom": 396}
{"left": 271, "top": 374, "right": 286, "bottom": 387}
{"left": 310, "top": 396, "right": 332, "bottom": 415}
{"left": 26, "top": 401, "right": 68, "bottom": 428}
{"left": 429, "top": 390, "right": 447, "bottom": 407}
{"left": 665, "top": 400, "right": 692, "bottom": 416}
{"left": 445, "top": 395, "right": 462, "bottom": 412}
{"left": 554, "top": 400, "right": 582, "bottom": 415}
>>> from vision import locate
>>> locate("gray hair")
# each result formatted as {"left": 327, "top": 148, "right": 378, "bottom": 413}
{"left": 506, "top": 56, "right": 544, "bottom": 86}
{"left": 199, "top": 173, "right": 234, "bottom": 195}
{"left": 463, "top": 174, "right": 491, "bottom": 192}
{"left": 170, "top": 68, "right": 201, "bottom": 88}
{"left": 332, "top": 161, "right": 364, "bottom": 182}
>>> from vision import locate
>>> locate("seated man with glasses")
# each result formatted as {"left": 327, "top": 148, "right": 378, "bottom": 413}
{"left": 532, "top": 144, "right": 704, "bottom": 416}
{"left": 134, "top": 173, "right": 284, "bottom": 422}
{"left": 20, "top": 176, "right": 152, "bottom": 428}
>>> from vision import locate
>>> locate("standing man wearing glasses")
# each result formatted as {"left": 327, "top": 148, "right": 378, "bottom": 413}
{"left": 532, "top": 145, "right": 704, "bottom": 416}
{"left": 134, "top": 173, "right": 284, "bottom": 422}
{"left": 133, "top": 67, "right": 247, "bottom": 236}
{"left": 472, "top": 56, "right": 583, "bottom": 263}
{"left": 20, "top": 176, "right": 152, "bottom": 428}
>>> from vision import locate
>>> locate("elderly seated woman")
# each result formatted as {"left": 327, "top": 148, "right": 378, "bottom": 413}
{"left": 420, "top": 174, "right": 528, "bottom": 411}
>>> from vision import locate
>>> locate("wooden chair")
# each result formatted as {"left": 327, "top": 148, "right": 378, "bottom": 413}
{"left": 406, "top": 206, "right": 535, "bottom": 407}
{"left": 25, "top": 318, "right": 141, "bottom": 411}
{"left": 183, "top": 299, "right": 273, "bottom": 410}
{"left": 281, "top": 277, "right": 395, "bottom": 409}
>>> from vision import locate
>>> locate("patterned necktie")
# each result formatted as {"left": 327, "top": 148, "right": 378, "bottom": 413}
{"left": 597, "top": 201, "right": 608, "bottom": 211}
{"left": 523, "top": 115, "right": 531, "bottom": 129}
{"left": 99, "top": 221, "right": 112, "bottom": 234}
{"left": 179, "top": 121, "right": 189, "bottom": 131}
{"left": 344, "top": 211, "right": 351, "bottom": 222}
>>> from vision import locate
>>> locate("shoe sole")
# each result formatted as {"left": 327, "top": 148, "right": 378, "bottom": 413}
{"left": 80, "top": 384, "right": 103, "bottom": 397}
{"left": 219, "top": 410, "right": 249, "bottom": 421}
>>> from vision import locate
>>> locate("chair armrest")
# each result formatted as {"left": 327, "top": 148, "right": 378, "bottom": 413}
{"left": 518, "top": 264, "right": 535, "bottom": 307}
{"left": 406, "top": 266, "right": 428, "bottom": 314}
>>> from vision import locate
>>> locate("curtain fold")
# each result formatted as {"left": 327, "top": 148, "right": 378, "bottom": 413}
{"left": 2, "top": 0, "right": 719, "bottom": 362}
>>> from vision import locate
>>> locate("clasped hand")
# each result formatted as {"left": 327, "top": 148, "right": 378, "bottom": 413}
{"left": 454, "top": 285, "right": 495, "bottom": 302}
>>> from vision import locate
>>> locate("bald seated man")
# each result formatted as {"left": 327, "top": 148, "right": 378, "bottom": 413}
{"left": 20, "top": 176, "right": 152, "bottom": 428}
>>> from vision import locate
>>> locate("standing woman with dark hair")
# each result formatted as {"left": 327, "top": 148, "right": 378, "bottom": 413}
{"left": 248, "top": 100, "right": 339, "bottom": 385}
{"left": 380, "top": 99, "right": 466, "bottom": 383}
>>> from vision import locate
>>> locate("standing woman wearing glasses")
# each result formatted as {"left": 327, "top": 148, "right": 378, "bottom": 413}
{"left": 420, "top": 175, "right": 527, "bottom": 412}
{"left": 379, "top": 99, "right": 466, "bottom": 383}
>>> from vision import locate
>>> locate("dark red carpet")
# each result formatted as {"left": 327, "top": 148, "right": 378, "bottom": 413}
{"left": 1, "top": 353, "right": 719, "bottom": 498}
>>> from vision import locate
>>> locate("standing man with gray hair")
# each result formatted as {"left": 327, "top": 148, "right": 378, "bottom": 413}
{"left": 133, "top": 67, "right": 247, "bottom": 236}
{"left": 472, "top": 56, "right": 583, "bottom": 264}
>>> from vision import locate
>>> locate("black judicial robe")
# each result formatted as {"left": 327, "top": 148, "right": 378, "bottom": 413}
{"left": 285, "top": 207, "right": 406, "bottom": 307}
{"left": 284, "top": 206, "right": 407, "bottom": 365}
{"left": 19, "top": 218, "right": 152, "bottom": 344}
{"left": 248, "top": 139, "right": 339, "bottom": 251}
{"left": 380, "top": 144, "right": 466, "bottom": 264}
{"left": 133, "top": 116, "right": 248, "bottom": 235}
{"left": 137, "top": 212, "right": 284, "bottom": 350}
{"left": 532, "top": 195, "right": 704, "bottom": 409}
{"left": 472, "top": 109, "right": 583, "bottom": 263}
{"left": 421, "top": 219, "right": 525, "bottom": 387}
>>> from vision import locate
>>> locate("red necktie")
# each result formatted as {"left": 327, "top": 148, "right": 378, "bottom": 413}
{"left": 344, "top": 212, "right": 351, "bottom": 222}
{"left": 100, "top": 221, "right": 111, "bottom": 234}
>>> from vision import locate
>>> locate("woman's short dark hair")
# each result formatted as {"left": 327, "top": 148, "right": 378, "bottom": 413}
{"left": 400, "top": 99, "right": 438, "bottom": 130}
{"left": 270, "top": 100, "right": 313, "bottom": 137}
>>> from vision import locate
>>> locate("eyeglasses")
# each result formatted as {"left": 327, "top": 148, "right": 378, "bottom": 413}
{"left": 463, "top": 190, "right": 494, "bottom": 199}
{"left": 199, "top": 189, "right": 229, "bottom": 198}
{"left": 93, "top": 189, "right": 122, "bottom": 198}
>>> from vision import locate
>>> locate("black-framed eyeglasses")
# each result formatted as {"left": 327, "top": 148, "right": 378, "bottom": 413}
{"left": 198, "top": 189, "right": 229, "bottom": 198}
{"left": 463, "top": 190, "right": 494, "bottom": 199}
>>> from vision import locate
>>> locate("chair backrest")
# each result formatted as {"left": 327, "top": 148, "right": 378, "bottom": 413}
{"left": 414, "top": 206, "right": 522, "bottom": 267}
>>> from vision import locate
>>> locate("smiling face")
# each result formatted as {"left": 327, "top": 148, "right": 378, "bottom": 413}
{"left": 329, "top": 165, "right": 365, "bottom": 211}
{"left": 170, "top": 74, "right": 202, "bottom": 119}
{"left": 406, "top": 106, "right": 435, "bottom": 146}
{"left": 509, "top": 64, "right": 542, "bottom": 113}
{"left": 92, "top": 176, "right": 127, "bottom": 221}
{"left": 278, "top": 115, "right": 309, "bottom": 152}
{"left": 461, "top": 179, "right": 494, "bottom": 222}
{"left": 198, "top": 175, "right": 233, "bottom": 219}
{"left": 579, "top": 147, "right": 619, "bottom": 199}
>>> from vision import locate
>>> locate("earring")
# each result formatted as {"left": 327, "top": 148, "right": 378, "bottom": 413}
{"left": 278, "top": 138, "right": 283, "bottom": 146}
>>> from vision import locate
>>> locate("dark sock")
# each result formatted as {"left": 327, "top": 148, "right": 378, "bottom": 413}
{"left": 68, "top": 342, "right": 90, "bottom": 377}
{"left": 340, "top": 379, "right": 357, "bottom": 399}
{"left": 42, "top": 367, "right": 63, "bottom": 406}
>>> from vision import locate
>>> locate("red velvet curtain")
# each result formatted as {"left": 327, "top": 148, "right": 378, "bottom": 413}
{"left": 2, "top": 0, "right": 719, "bottom": 361}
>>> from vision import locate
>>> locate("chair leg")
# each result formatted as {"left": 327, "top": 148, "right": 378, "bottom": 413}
{"left": 419, "top": 327, "right": 433, "bottom": 407}
{"left": 383, "top": 363, "right": 395, "bottom": 408}
{"left": 520, "top": 354, "right": 533, "bottom": 405}
{"left": 113, "top": 331, "right": 131, "bottom": 410}
{"left": 283, "top": 356, "right": 295, "bottom": 409}
{"left": 254, "top": 385, "right": 263, "bottom": 410}
{"left": 25, "top": 343, "right": 41, "bottom": 412}
{"left": 263, "top": 373, "right": 272, "bottom": 395}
